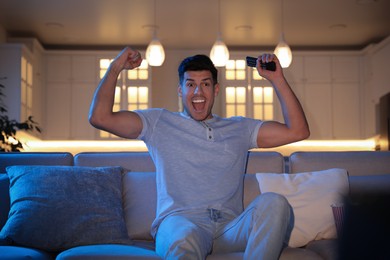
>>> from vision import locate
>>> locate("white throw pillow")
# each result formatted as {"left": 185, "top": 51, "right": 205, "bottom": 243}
{"left": 256, "top": 168, "right": 349, "bottom": 248}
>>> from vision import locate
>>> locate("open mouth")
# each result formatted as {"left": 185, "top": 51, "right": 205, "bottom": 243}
{"left": 192, "top": 98, "right": 205, "bottom": 112}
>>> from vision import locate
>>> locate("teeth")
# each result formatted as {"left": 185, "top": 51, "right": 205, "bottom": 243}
{"left": 193, "top": 99, "right": 205, "bottom": 103}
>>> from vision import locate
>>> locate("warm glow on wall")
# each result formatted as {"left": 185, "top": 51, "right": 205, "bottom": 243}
{"left": 22, "top": 138, "right": 377, "bottom": 156}
{"left": 24, "top": 140, "right": 148, "bottom": 155}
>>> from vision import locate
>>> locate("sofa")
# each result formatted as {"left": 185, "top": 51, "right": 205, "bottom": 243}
{"left": 1, "top": 150, "right": 390, "bottom": 260}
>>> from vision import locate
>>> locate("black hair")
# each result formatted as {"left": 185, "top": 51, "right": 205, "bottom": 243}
{"left": 178, "top": 55, "right": 218, "bottom": 85}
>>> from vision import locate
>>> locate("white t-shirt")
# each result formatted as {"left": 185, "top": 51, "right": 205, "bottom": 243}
{"left": 135, "top": 108, "right": 262, "bottom": 236}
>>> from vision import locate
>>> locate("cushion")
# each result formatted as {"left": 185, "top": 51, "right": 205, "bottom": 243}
{"left": 0, "top": 246, "right": 54, "bottom": 260}
{"left": 256, "top": 168, "right": 349, "bottom": 248}
{"left": 56, "top": 244, "right": 160, "bottom": 260}
{"left": 0, "top": 165, "right": 132, "bottom": 252}
{"left": 122, "top": 171, "right": 156, "bottom": 240}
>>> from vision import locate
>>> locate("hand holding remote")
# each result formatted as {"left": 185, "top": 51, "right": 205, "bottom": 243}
{"left": 246, "top": 56, "right": 276, "bottom": 71}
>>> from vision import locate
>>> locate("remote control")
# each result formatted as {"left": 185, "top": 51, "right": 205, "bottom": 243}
{"left": 246, "top": 56, "right": 276, "bottom": 71}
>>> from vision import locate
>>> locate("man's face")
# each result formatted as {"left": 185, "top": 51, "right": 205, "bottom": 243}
{"left": 178, "top": 70, "right": 219, "bottom": 121}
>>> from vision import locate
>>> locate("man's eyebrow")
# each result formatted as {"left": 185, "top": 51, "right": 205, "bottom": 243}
{"left": 201, "top": 77, "right": 213, "bottom": 82}
{"left": 185, "top": 77, "right": 212, "bottom": 82}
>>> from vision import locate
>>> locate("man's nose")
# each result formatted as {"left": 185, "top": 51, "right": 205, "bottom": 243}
{"left": 194, "top": 85, "right": 203, "bottom": 94}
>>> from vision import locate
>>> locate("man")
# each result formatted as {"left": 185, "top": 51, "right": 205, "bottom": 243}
{"left": 89, "top": 47, "right": 310, "bottom": 259}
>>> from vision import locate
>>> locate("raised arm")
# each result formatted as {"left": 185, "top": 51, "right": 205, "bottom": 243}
{"left": 255, "top": 54, "right": 310, "bottom": 148}
{"left": 89, "top": 47, "right": 144, "bottom": 139}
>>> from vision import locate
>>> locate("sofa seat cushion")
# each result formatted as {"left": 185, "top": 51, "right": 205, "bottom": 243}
{"left": 279, "top": 247, "right": 323, "bottom": 260}
{"left": 0, "top": 166, "right": 132, "bottom": 252}
{"left": 305, "top": 239, "right": 338, "bottom": 260}
{"left": 0, "top": 246, "right": 55, "bottom": 260}
{"left": 206, "top": 252, "right": 244, "bottom": 260}
{"left": 56, "top": 244, "right": 160, "bottom": 260}
{"left": 256, "top": 168, "right": 349, "bottom": 248}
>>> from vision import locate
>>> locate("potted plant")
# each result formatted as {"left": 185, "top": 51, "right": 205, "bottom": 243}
{"left": 0, "top": 80, "right": 41, "bottom": 152}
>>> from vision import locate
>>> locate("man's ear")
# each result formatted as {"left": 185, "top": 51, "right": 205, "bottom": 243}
{"left": 177, "top": 84, "right": 182, "bottom": 97}
{"left": 214, "top": 83, "right": 220, "bottom": 97}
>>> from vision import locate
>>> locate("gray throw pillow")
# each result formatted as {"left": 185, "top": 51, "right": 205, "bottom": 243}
{"left": 0, "top": 165, "right": 132, "bottom": 252}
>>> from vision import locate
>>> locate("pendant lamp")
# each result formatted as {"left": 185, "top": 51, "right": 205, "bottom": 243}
{"left": 146, "top": 0, "right": 165, "bottom": 66}
{"left": 274, "top": 0, "right": 292, "bottom": 68}
{"left": 210, "top": 0, "right": 229, "bottom": 67}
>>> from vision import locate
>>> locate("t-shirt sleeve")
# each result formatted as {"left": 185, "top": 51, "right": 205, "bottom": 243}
{"left": 249, "top": 119, "right": 263, "bottom": 149}
{"left": 133, "top": 108, "right": 164, "bottom": 142}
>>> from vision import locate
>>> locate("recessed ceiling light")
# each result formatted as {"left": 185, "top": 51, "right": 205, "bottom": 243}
{"left": 329, "top": 24, "right": 347, "bottom": 30}
{"left": 235, "top": 25, "right": 252, "bottom": 31}
{"left": 142, "top": 24, "right": 159, "bottom": 31}
{"left": 356, "top": 0, "right": 378, "bottom": 5}
{"left": 45, "top": 22, "right": 64, "bottom": 28}
{"left": 63, "top": 36, "right": 79, "bottom": 43}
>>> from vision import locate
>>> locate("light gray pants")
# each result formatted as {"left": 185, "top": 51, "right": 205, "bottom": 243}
{"left": 155, "top": 192, "right": 293, "bottom": 260}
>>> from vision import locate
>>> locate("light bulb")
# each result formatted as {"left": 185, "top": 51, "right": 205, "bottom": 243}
{"left": 274, "top": 33, "right": 292, "bottom": 68}
{"left": 146, "top": 37, "right": 165, "bottom": 66}
{"left": 210, "top": 38, "right": 229, "bottom": 67}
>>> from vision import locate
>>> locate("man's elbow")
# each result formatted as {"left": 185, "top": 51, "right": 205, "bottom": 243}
{"left": 88, "top": 112, "right": 104, "bottom": 130}
{"left": 297, "top": 126, "right": 310, "bottom": 141}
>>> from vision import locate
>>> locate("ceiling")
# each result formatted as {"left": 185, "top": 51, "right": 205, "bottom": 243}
{"left": 0, "top": 0, "right": 389, "bottom": 51}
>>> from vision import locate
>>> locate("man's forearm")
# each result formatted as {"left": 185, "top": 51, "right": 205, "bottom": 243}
{"left": 88, "top": 65, "right": 120, "bottom": 128}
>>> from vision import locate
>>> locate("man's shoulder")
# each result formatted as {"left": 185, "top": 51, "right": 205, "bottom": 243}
{"left": 135, "top": 108, "right": 181, "bottom": 121}
{"left": 218, "top": 115, "right": 260, "bottom": 124}
{"left": 135, "top": 108, "right": 173, "bottom": 115}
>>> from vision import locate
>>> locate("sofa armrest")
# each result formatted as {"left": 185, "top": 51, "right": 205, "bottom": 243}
{"left": 349, "top": 174, "right": 390, "bottom": 196}
{"left": 0, "top": 174, "right": 10, "bottom": 230}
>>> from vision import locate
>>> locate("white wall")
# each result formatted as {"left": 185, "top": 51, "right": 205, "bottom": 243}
{"left": 369, "top": 36, "right": 390, "bottom": 101}
{"left": 3, "top": 36, "right": 390, "bottom": 141}
{"left": 361, "top": 36, "right": 390, "bottom": 137}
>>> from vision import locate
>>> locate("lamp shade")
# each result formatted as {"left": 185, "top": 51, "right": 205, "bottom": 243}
{"left": 274, "top": 33, "right": 292, "bottom": 68}
{"left": 146, "top": 37, "right": 165, "bottom": 66}
{"left": 210, "top": 37, "right": 229, "bottom": 67}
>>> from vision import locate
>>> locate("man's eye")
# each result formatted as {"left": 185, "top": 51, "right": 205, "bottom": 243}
{"left": 187, "top": 83, "right": 194, "bottom": 88}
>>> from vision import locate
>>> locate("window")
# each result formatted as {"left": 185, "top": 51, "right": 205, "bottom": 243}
{"left": 20, "top": 55, "right": 33, "bottom": 121}
{"left": 226, "top": 86, "right": 246, "bottom": 117}
{"left": 98, "top": 58, "right": 150, "bottom": 139}
{"left": 128, "top": 86, "right": 148, "bottom": 110}
{"left": 253, "top": 86, "right": 274, "bottom": 120}
{"left": 223, "top": 58, "right": 274, "bottom": 120}
{"left": 225, "top": 60, "right": 246, "bottom": 80}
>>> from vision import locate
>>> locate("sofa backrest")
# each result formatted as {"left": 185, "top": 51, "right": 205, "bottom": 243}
{"left": 74, "top": 152, "right": 155, "bottom": 172}
{"left": 289, "top": 151, "right": 390, "bottom": 196}
{"left": 289, "top": 151, "right": 390, "bottom": 176}
{"left": 0, "top": 152, "right": 74, "bottom": 172}
{"left": 245, "top": 151, "right": 285, "bottom": 174}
